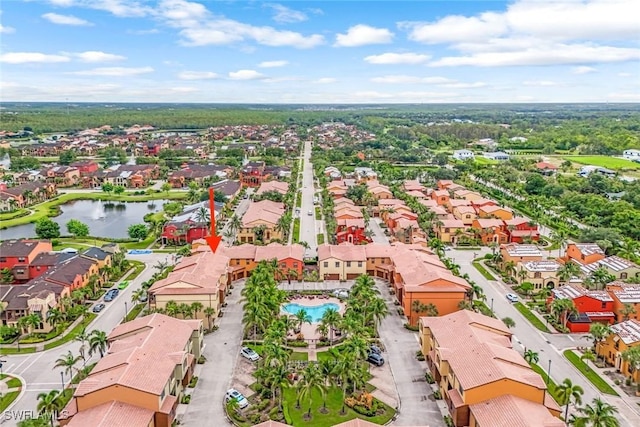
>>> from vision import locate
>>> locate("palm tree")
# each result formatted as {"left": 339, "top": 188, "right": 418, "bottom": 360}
{"left": 503, "top": 260, "right": 517, "bottom": 278}
{"left": 46, "top": 308, "right": 65, "bottom": 331}
{"left": 228, "top": 214, "right": 242, "bottom": 235}
{"left": 557, "top": 378, "right": 584, "bottom": 421}
{"left": 551, "top": 298, "right": 578, "bottom": 328}
{"left": 195, "top": 206, "right": 210, "bottom": 225}
{"left": 502, "top": 317, "right": 516, "bottom": 328}
{"left": 466, "top": 283, "right": 485, "bottom": 302}
{"left": 37, "top": 390, "right": 61, "bottom": 427}
{"left": 74, "top": 328, "right": 90, "bottom": 367}
{"left": 424, "top": 303, "right": 438, "bottom": 317}
{"left": 524, "top": 349, "right": 539, "bottom": 364}
{"left": 190, "top": 301, "right": 204, "bottom": 319}
{"left": 294, "top": 309, "right": 312, "bottom": 334}
{"left": 203, "top": 306, "right": 216, "bottom": 331}
{"left": 458, "top": 300, "right": 473, "bottom": 310}
{"left": 570, "top": 398, "right": 619, "bottom": 427}
{"left": 581, "top": 348, "right": 597, "bottom": 367}
{"left": 616, "top": 238, "right": 639, "bottom": 263}
{"left": 297, "top": 363, "right": 326, "bottom": 419}
{"left": 558, "top": 262, "right": 581, "bottom": 284}
{"left": 89, "top": 329, "right": 108, "bottom": 358}
{"left": 54, "top": 350, "right": 81, "bottom": 380}
{"left": 621, "top": 346, "right": 640, "bottom": 389}
{"left": 165, "top": 300, "right": 179, "bottom": 317}
{"left": 321, "top": 308, "right": 341, "bottom": 346}
{"left": 587, "top": 323, "right": 612, "bottom": 359}
{"left": 591, "top": 268, "right": 615, "bottom": 290}
{"left": 619, "top": 303, "right": 637, "bottom": 321}
{"left": 131, "top": 288, "right": 147, "bottom": 304}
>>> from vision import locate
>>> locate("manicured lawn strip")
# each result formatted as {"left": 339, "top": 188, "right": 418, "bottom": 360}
{"left": 315, "top": 207, "right": 321, "bottom": 217}
{"left": 123, "top": 303, "right": 145, "bottom": 323}
{"left": 290, "top": 352, "right": 309, "bottom": 362}
{"left": 0, "top": 391, "right": 20, "bottom": 412}
{"left": 124, "top": 261, "right": 146, "bottom": 281}
{"left": 282, "top": 385, "right": 394, "bottom": 426}
{"left": 6, "top": 377, "right": 22, "bottom": 388}
{"left": 563, "top": 350, "right": 618, "bottom": 396}
{"left": 472, "top": 261, "right": 495, "bottom": 280}
{"left": 293, "top": 218, "right": 301, "bottom": 243}
{"left": 0, "top": 209, "right": 29, "bottom": 221}
{"left": 563, "top": 156, "right": 640, "bottom": 170}
{"left": 43, "top": 313, "right": 98, "bottom": 351}
{"left": 530, "top": 363, "right": 560, "bottom": 403}
{"left": 317, "top": 233, "right": 325, "bottom": 245}
{"left": 1, "top": 191, "right": 187, "bottom": 228}
{"left": 514, "top": 302, "right": 551, "bottom": 333}
{"left": 0, "top": 346, "right": 37, "bottom": 355}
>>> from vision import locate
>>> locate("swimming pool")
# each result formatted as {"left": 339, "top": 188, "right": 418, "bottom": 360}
{"left": 282, "top": 302, "right": 340, "bottom": 323}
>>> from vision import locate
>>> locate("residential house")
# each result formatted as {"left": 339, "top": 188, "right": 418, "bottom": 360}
{"left": 44, "top": 256, "right": 100, "bottom": 291}
{"left": 148, "top": 251, "right": 230, "bottom": 319}
{"left": 70, "top": 160, "right": 99, "bottom": 175}
{"left": 535, "top": 162, "right": 558, "bottom": 175}
{"left": 453, "top": 189, "right": 483, "bottom": 202}
{"left": 564, "top": 243, "right": 606, "bottom": 265}
{"left": 28, "top": 252, "right": 77, "bottom": 280}
{"left": 435, "top": 219, "right": 467, "bottom": 245}
{"left": 419, "top": 310, "right": 561, "bottom": 427}
{"left": 606, "top": 282, "right": 640, "bottom": 322}
{"left": 0, "top": 279, "right": 68, "bottom": 332}
{"left": 402, "top": 180, "right": 426, "bottom": 194}
{"left": 484, "top": 151, "right": 510, "bottom": 161}
{"left": 504, "top": 217, "right": 540, "bottom": 243}
{"left": 550, "top": 284, "right": 615, "bottom": 332}
{"left": 469, "top": 394, "right": 565, "bottom": 427}
{"left": 623, "top": 149, "right": 640, "bottom": 161}
{"left": 389, "top": 218, "right": 426, "bottom": 245}
{"left": 431, "top": 190, "right": 450, "bottom": 206}
{"left": 517, "top": 260, "right": 562, "bottom": 291}
{"left": 476, "top": 205, "right": 514, "bottom": 221}
{"left": 354, "top": 167, "right": 377, "bottom": 182}
{"left": 0, "top": 239, "right": 54, "bottom": 283}
{"left": 41, "top": 166, "right": 80, "bottom": 187}
{"left": 59, "top": 314, "right": 203, "bottom": 427}
{"left": 209, "top": 179, "right": 242, "bottom": 201}
{"left": 472, "top": 219, "right": 509, "bottom": 245}
{"left": 452, "top": 205, "right": 477, "bottom": 226}
{"left": 239, "top": 161, "right": 267, "bottom": 187}
{"left": 318, "top": 244, "right": 367, "bottom": 280}
{"left": 0, "top": 181, "right": 57, "bottom": 208}
{"left": 237, "top": 200, "right": 286, "bottom": 244}
{"left": 436, "top": 180, "right": 455, "bottom": 190}
{"left": 254, "top": 244, "right": 304, "bottom": 281}
{"left": 168, "top": 164, "right": 232, "bottom": 188}
{"left": 324, "top": 166, "right": 342, "bottom": 179}
{"left": 598, "top": 319, "right": 640, "bottom": 384}
{"left": 334, "top": 206, "right": 364, "bottom": 221}
{"left": 336, "top": 219, "right": 370, "bottom": 245}
{"left": 500, "top": 244, "right": 543, "bottom": 266}
{"left": 452, "top": 149, "right": 475, "bottom": 161}
{"left": 580, "top": 256, "right": 640, "bottom": 281}
{"left": 80, "top": 247, "right": 112, "bottom": 271}
{"left": 161, "top": 201, "right": 222, "bottom": 245}
{"left": 255, "top": 180, "right": 289, "bottom": 196}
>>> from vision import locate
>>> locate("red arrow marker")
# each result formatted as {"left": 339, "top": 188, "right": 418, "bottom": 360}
{"left": 205, "top": 187, "right": 222, "bottom": 253}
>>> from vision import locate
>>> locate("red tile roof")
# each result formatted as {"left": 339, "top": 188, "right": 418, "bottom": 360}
{"left": 65, "top": 400, "right": 154, "bottom": 427}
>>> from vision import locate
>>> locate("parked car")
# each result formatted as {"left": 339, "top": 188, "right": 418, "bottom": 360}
{"left": 506, "top": 293, "right": 519, "bottom": 303}
{"left": 225, "top": 389, "right": 249, "bottom": 409}
{"left": 367, "top": 353, "right": 385, "bottom": 367}
{"left": 104, "top": 289, "right": 119, "bottom": 302}
{"left": 369, "top": 345, "right": 382, "bottom": 355}
{"left": 118, "top": 280, "right": 130, "bottom": 290}
{"left": 307, "top": 210, "right": 313, "bottom": 216}
{"left": 92, "top": 303, "right": 106, "bottom": 313}
{"left": 240, "top": 346, "right": 260, "bottom": 362}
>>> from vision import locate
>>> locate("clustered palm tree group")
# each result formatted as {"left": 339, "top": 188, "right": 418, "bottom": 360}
{"left": 238, "top": 264, "right": 388, "bottom": 422}
{"left": 523, "top": 348, "right": 620, "bottom": 426}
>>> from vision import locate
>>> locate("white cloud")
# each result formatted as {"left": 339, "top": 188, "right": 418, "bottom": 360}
{"left": 440, "top": 82, "right": 487, "bottom": 88}
{"left": 178, "top": 71, "right": 218, "bottom": 80}
{"left": 607, "top": 92, "right": 640, "bottom": 101}
{"left": 128, "top": 28, "right": 160, "bottom": 35}
{"left": 0, "top": 23, "right": 15, "bottom": 34}
{"left": 259, "top": 60, "right": 288, "bottom": 68}
{"left": 266, "top": 4, "right": 307, "bottom": 23}
{"left": 618, "top": 72, "right": 633, "bottom": 77}
{"left": 430, "top": 44, "right": 640, "bottom": 67}
{"left": 42, "top": 12, "right": 93, "bottom": 26}
{"left": 73, "top": 51, "right": 126, "bottom": 62}
{"left": 371, "top": 75, "right": 454, "bottom": 84}
{"left": 169, "top": 86, "right": 198, "bottom": 93}
{"left": 572, "top": 66, "right": 597, "bottom": 74}
{"left": 0, "top": 52, "right": 70, "bottom": 64}
{"left": 334, "top": 24, "right": 393, "bottom": 47}
{"left": 69, "top": 67, "right": 154, "bottom": 76}
{"left": 314, "top": 78, "right": 336, "bottom": 84}
{"left": 523, "top": 80, "right": 559, "bottom": 87}
{"left": 228, "top": 70, "right": 265, "bottom": 80}
{"left": 401, "top": 12, "right": 506, "bottom": 44}
{"left": 156, "top": 0, "right": 323, "bottom": 48}
{"left": 364, "top": 52, "right": 431, "bottom": 65}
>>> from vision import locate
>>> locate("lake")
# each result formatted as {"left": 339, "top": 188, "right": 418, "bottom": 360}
{"left": 0, "top": 199, "right": 168, "bottom": 240}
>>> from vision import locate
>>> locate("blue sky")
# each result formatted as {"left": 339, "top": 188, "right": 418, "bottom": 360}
{"left": 1, "top": 0, "right": 638, "bottom": 103}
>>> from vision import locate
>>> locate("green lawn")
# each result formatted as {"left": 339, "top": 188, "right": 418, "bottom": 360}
{"left": 530, "top": 363, "right": 560, "bottom": 404}
{"left": 563, "top": 350, "right": 618, "bottom": 396}
{"left": 513, "top": 302, "right": 551, "bottom": 333}
{"left": 1, "top": 191, "right": 187, "bottom": 228}
{"left": 123, "top": 303, "right": 145, "bottom": 323}
{"left": 474, "top": 157, "right": 498, "bottom": 165}
{"left": 293, "top": 218, "right": 301, "bottom": 243}
{"left": 472, "top": 261, "right": 495, "bottom": 280}
{"left": 43, "top": 313, "right": 98, "bottom": 351}
{"left": 563, "top": 155, "right": 640, "bottom": 170}
{"left": 282, "top": 386, "right": 395, "bottom": 426}
{"left": 0, "top": 391, "right": 20, "bottom": 412}
{"left": 290, "top": 352, "right": 309, "bottom": 362}
{"left": 0, "top": 209, "right": 29, "bottom": 221}
{"left": 317, "top": 233, "right": 325, "bottom": 245}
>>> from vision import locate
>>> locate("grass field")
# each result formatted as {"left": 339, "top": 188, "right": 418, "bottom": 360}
{"left": 563, "top": 350, "right": 618, "bottom": 395}
{"left": 563, "top": 155, "right": 640, "bottom": 170}
{"left": 474, "top": 157, "right": 498, "bottom": 165}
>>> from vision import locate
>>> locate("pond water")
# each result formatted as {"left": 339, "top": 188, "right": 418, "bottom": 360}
{"left": 0, "top": 199, "right": 168, "bottom": 240}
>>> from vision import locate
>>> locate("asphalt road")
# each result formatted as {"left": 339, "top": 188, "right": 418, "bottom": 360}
{"left": 449, "top": 248, "right": 640, "bottom": 426}
{"left": 1, "top": 253, "right": 170, "bottom": 426}
{"left": 299, "top": 140, "right": 319, "bottom": 257}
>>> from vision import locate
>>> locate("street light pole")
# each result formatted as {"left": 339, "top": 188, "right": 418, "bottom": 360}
{"left": 60, "top": 371, "right": 65, "bottom": 391}
{"left": 124, "top": 301, "right": 128, "bottom": 321}
{"left": 491, "top": 298, "right": 494, "bottom": 313}
{"left": 546, "top": 359, "right": 552, "bottom": 385}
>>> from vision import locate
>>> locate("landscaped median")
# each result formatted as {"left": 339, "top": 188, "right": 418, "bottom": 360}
{"left": 472, "top": 259, "right": 496, "bottom": 280}
{"left": 529, "top": 363, "right": 560, "bottom": 404}
{"left": 563, "top": 349, "right": 618, "bottom": 396}
{"left": 513, "top": 302, "right": 551, "bottom": 333}
{"left": 0, "top": 374, "right": 23, "bottom": 412}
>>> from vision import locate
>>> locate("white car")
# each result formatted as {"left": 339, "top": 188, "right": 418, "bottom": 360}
{"left": 225, "top": 389, "right": 249, "bottom": 409}
{"left": 308, "top": 210, "right": 313, "bottom": 216}
{"left": 506, "top": 293, "right": 519, "bottom": 303}
{"left": 240, "top": 346, "right": 260, "bottom": 362}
